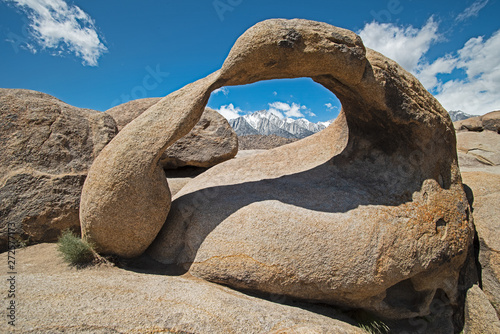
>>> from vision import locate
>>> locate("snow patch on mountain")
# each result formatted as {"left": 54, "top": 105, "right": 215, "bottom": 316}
{"left": 228, "top": 110, "right": 334, "bottom": 138}
{"left": 449, "top": 110, "right": 479, "bottom": 122}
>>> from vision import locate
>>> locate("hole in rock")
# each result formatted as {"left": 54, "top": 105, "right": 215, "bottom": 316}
{"left": 163, "top": 166, "right": 208, "bottom": 178}
{"left": 208, "top": 78, "right": 341, "bottom": 142}
{"left": 435, "top": 219, "right": 447, "bottom": 233}
{"left": 428, "top": 289, "right": 451, "bottom": 317}
{"left": 383, "top": 279, "right": 433, "bottom": 314}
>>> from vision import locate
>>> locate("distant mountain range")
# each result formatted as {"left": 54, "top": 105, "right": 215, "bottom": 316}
{"left": 229, "top": 110, "right": 477, "bottom": 138}
{"left": 449, "top": 110, "right": 479, "bottom": 122}
{"left": 229, "top": 110, "right": 333, "bottom": 139}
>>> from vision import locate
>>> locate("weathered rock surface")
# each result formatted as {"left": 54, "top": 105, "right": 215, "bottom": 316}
{"left": 106, "top": 97, "right": 160, "bottom": 131}
{"left": 463, "top": 285, "right": 500, "bottom": 333}
{"left": 102, "top": 19, "right": 472, "bottom": 320}
{"left": 107, "top": 99, "right": 238, "bottom": 169}
{"left": 454, "top": 110, "right": 500, "bottom": 133}
{"left": 462, "top": 171, "right": 500, "bottom": 318}
{"left": 238, "top": 134, "right": 299, "bottom": 150}
{"left": 81, "top": 18, "right": 472, "bottom": 319}
{"left": 483, "top": 110, "right": 500, "bottom": 133}
{"left": 236, "top": 149, "right": 268, "bottom": 159}
{"left": 0, "top": 89, "right": 117, "bottom": 251}
{"left": 454, "top": 116, "right": 484, "bottom": 132}
{"left": 457, "top": 130, "right": 500, "bottom": 173}
{"left": 160, "top": 107, "right": 238, "bottom": 169}
{"left": 0, "top": 243, "right": 365, "bottom": 334}
{"left": 80, "top": 70, "right": 227, "bottom": 257}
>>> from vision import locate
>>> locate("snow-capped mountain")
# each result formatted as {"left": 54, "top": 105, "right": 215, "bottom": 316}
{"left": 448, "top": 110, "right": 478, "bottom": 122}
{"left": 228, "top": 110, "right": 333, "bottom": 139}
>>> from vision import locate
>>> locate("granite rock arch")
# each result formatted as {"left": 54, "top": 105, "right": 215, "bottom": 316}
{"left": 81, "top": 19, "right": 472, "bottom": 318}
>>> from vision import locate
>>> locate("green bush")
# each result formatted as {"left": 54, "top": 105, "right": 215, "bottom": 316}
{"left": 57, "top": 230, "right": 96, "bottom": 266}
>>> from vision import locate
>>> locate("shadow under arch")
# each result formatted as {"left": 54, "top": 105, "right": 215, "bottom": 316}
{"left": 148, "top": 105, "right": 447, "bottom": 266}
{"left": 148, "top": 51, "right": 459, "bottom": 267}
{"left": 145, "top": 34, "right": 466, "bottom": 318}
{"left": 82, "top": 19, "right": 469, "bottom": 320}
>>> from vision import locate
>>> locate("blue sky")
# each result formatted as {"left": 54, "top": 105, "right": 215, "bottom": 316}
{"left": 0, "top": 0, "right": 499, "bottom": 123}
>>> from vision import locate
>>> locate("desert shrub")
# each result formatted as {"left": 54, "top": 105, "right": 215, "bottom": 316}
{"left": 360, "top": 321, "right": 390, "bottom": 334}
{"left": 352, "top": 310, "right": 390, "bottom": 334}
{"left": 57, "top": 230, "right": 97, "bottom": 266}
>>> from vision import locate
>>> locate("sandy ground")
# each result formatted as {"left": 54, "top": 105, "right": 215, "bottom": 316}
{"left": 0, "top": 243, "right": 364, "bottom": 333}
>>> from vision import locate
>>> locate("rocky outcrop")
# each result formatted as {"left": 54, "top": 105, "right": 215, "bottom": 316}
{"left": 483, "top": 110, "right": 500, "bottom": 133}
{"left": 238, "top": 134, "right": 298, "bottom": 150}
{"left": 457, "top": 130, "right": 500, "bottom": 173}
{"left": 107, "top": 99, "right": 238, "bottom": 169}
{"left": 0, "top": 243, "right": 365, "bottom": 334}
{"left": 455, "top": 116, "right": 483, "bottom": 132}
{"left": 81, "top": 19, "right": 473, "bottom": 321}
{"left": 106, "top": 98, "right": 160, "bottom": 131}
{"left": 463, "top": 285, "right": 500, "bottom": 333}
{"left": 462, "top": 171, "right": 500, "bottom": 318}
{"left": 454, "top": 110, "right": 500, "bottom": 133}
{"left": 160, "top": 108, "right": 238, "bottom": 169}
{"left": 0, "top": 89, "right": 117, "bottom": 251}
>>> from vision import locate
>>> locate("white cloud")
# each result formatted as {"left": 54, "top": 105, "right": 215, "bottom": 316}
{"left": 414, "top": 55, "right": 458, "bottom": 89}
{"left": 268, "top": 101, "right": 307, "bottom": 118}
{"left": 300, "top": 104, "right": 316, "bottom": 117}
{"left": 456, "top": 0, "right": 489, "bottom": 22}
{"left": 213, "top": 87, "right": 229, "bottom": 96}
{"left": 359, "top": 18, "right": 500, "bottom": 115}
{"left": 267, "top": 108, "right": 284, "bottom": 119}
{"left": 215, "top": 103, "right": 242, "bottom": 120}
{"left": 325, "top": 102, "right": 338, "bottom": 112}
{"left": 305, "top": 110, "right": 316, "bottom": 117}
{"left": 6, "top": 0, "right": 107, "bottom": 66}
{"left": 358, "top": 18, "right": 439, "bottom": 72}
{"left": 429, "top": 30, "right": 500, "bottom": 115}
{"left": 272, "top": 91, "right": 278, "bottom": 96}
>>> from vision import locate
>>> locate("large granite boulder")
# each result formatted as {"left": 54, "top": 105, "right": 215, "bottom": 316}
{"left": 454, "top": 110, "right": 500, "bottom": 133}
{"left": 454, "top": 116, "right": 484, "bottom": 132}
{"left": 463, "top": 285, "right": 500, "bottom": 333}
{"left": 106, "top": 99, "right": 238, "bottom": 169}
{"left": 106, "top": 98, "right": 161, "bottom": 131}
{"left": 462, "top": 171, "right": 500, "bottom": 318}
{"left": 160, "top": 107, "right": 238, "bottom": 169}
{"left": 457, "top": 130, "right": 500, "bottom": 173}
{"left": 483, "top": 110, "right": 500, "bottom": 133}
{"left": 81, "top": 19, "right": 473, "bottom": 321}
{"left": 0, "top": 89, "right": 117, "bottom": 251}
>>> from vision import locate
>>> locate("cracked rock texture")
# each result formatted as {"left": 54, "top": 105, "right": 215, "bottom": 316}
{"left": 107, "top": 98, "right": 238, "bottom": 169}
{"left": 0, "top": 89, "right": 117, "bottom": 251}
{"left": 81, "top": 19, "right": 473, "bottom": 319}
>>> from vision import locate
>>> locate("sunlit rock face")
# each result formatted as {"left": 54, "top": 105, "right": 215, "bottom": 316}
{"left": 80, "top": 19, "right": 473, "bottom": 319}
